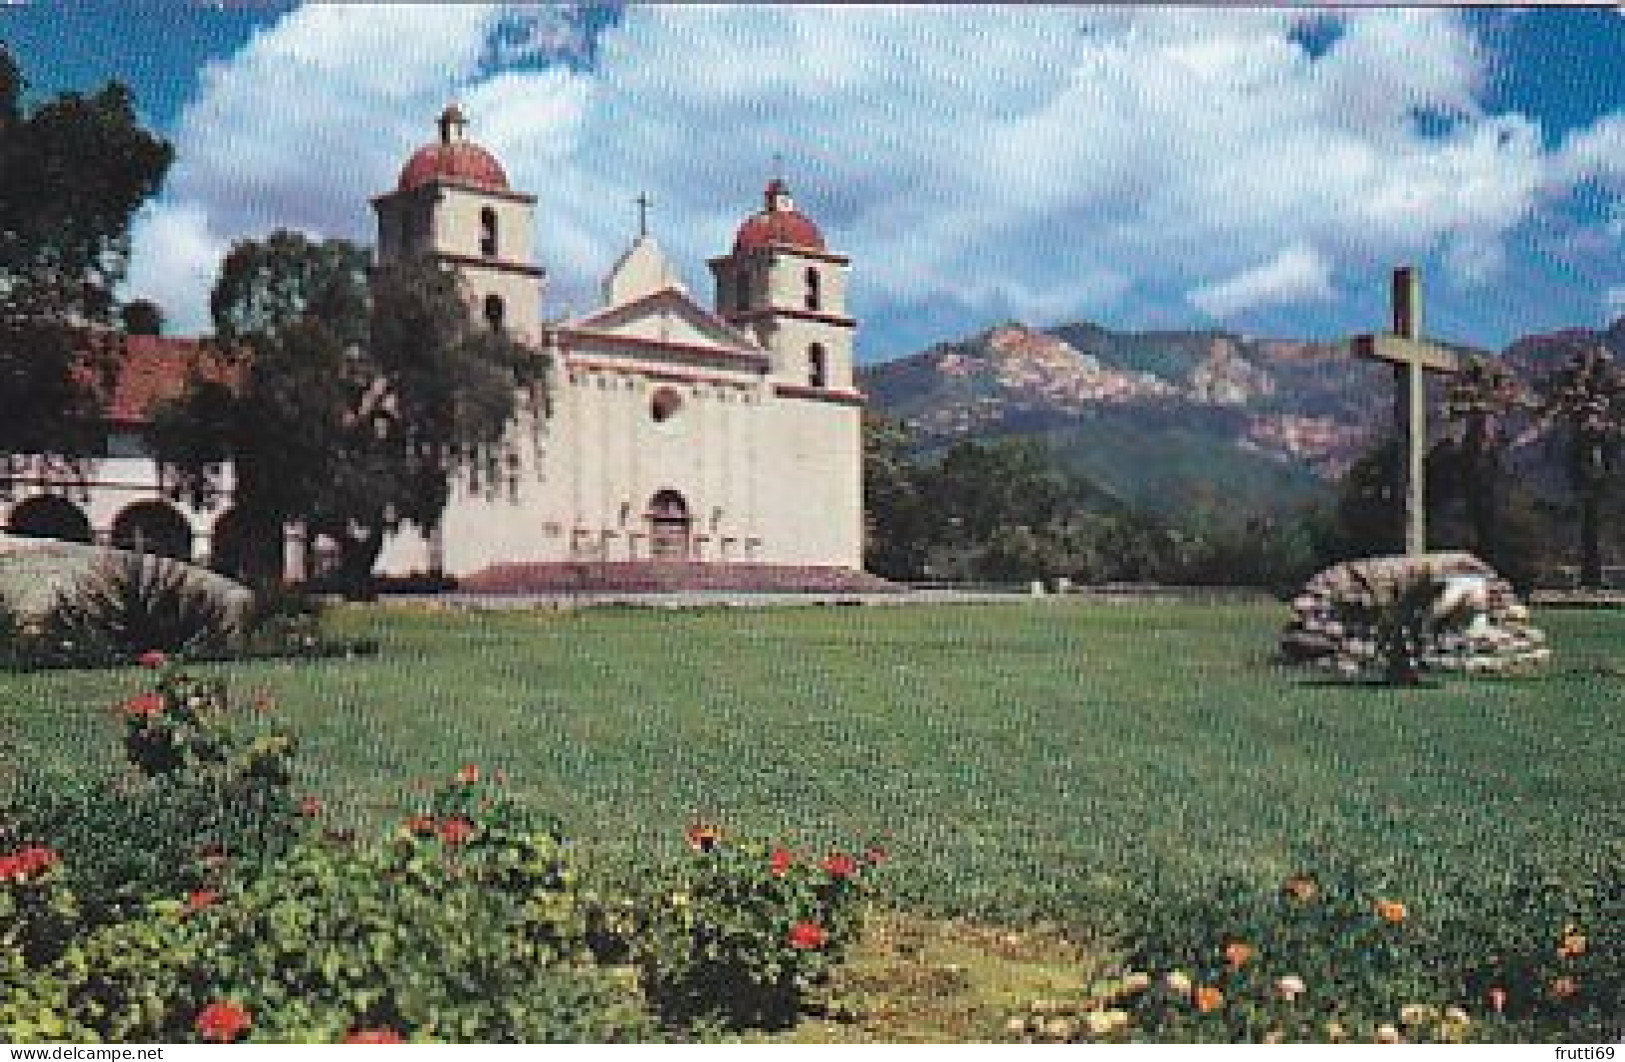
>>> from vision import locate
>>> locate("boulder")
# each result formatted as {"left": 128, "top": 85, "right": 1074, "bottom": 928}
{"left": 1280, "top": 552, "right": 1550, "bottom": 676}
{"left": 0, "top": 534, "right": 253, "bottom": 626}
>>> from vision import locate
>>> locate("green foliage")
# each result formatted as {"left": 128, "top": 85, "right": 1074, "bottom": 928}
{"left": 185, "top": 813, "right": 653, "bottom": 1043}
{"left": 119, "top": 299, "right": 165, "bottom": 337}
{"left": 1538, "top": 347, "right": 1625, "bottom": 587}
{"left": 1111, "top": 860, "right": 1623, "bottom": 1043}
{"left": 865, "top": 425, "right": 1319, "bottom": 585}
{"left": 625, "top": 834, "right": 877, "bottom": 1029}
{"left": 0, "top": 43, "right": 172, "bottom": 475}
{"left": 5, "top": 662, "right": 299, "bottom": 918}
{"left": 36, "top": 554, "right": 236, "bottom": 662}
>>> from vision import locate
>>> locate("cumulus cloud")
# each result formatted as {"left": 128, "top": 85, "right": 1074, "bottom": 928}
{"left": 1189, "top": 244, "right": 1334, "bottom": 318}
{"left": 124, "top": 4, "right": 1625, "bottom": 350}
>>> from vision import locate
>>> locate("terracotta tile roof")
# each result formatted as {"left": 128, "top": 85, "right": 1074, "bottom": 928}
{"left": 101, "top": 336, "right": 242, "bottom": 426}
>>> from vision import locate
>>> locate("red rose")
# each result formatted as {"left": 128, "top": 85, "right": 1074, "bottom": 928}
{"left": 788, "top": 921, "right": 828, "bottom": 950}
{"left": 195, "top": 1001, "right": 252, "bottom": 1043}
{"left": 298, "top": 797, "right": 322, "bottom": 817}
{"left": 823, "top": 853, "right": 859, "bottom": 879}
{"left": 344, "top": 1028, "right": 405, "bottom": 1044}
{"left": 0, "top": 846, "right": 59, "bottom": 881}
{"left": 138, "top": 649, "right": 167, "bottom": 669}
{"left": 120, "top": 692, "right": 165, "bottom": 718}
{"left": 438, "top": 817, "right": 474, "bottom": 846}
{"left": 769, "top": 848, "right": 795, "bottom": 877}
{"left": 184, "top": 889, "right": 219, "bottom": 914}
{"left": 405, "top": 814, "right": 436, "bottom": 836}
{"left": 456, "top": 764, "right": 480, "bottom": 784}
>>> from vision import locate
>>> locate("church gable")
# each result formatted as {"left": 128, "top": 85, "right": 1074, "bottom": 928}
{"left": 568, "top": 287, "right": 765, "bottom": 364}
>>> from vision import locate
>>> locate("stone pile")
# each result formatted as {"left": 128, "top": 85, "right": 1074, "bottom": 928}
{"left": 1281, "top": 551, "right": 1550, "bottom": 676}
{"left": 0, "top": 534, "right": 252, "bottom": 624}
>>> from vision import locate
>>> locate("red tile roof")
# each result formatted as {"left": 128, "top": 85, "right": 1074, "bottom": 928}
{"left": 102, "top": 336, "right": 242, "bottom": 426}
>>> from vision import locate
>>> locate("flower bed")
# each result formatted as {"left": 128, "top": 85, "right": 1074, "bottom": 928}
{"left": 0, "top": 661, "right": 879, "bottom": 1042}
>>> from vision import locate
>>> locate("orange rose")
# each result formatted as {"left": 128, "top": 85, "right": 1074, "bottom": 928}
{"left": 1282, "top": 876, "right": 1317, "bottom": 902}
{"left": 685, "top": 823, "right": 721, "bottom": 853}
{"left": 1374, "top": 899, "right": 1407, "bottom": 924}
{"left": 1223, "top": 941, "right": 1254, "bottom": 970}
{"left": 1194, "top": 986, "right": 1224, "bottom": 1013}
{"left": 1549, "top": 977, "right": 1578, "bottom": 1001}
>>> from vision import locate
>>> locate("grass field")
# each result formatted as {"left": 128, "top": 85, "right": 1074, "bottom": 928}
{"left": 3, "top": 600, "right": 1622, "bottom": 930}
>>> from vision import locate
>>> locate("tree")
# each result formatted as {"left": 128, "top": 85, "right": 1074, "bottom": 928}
{"left": 153, "top": 232, "right": 542, "bottom": 594}
{"left": 1440, "top": 356, "right": 1522, "bottom": 561}
{"left": 1326, "top": 437, "right": 1405, "bottom": 561}
{"left": 1538, "top": 346, "right": 1625, "bottom": 588}
{"left": 119, "top": 299, "right": 165, "bottom": 336}
{"left": 0, "top": 44, "right": 172, "bottom": 486}
{"left": 861, "top": 415, "right": 931, "bottom": 580}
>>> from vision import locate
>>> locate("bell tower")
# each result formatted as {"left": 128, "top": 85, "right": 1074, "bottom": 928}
{"left": 708, "top": 176, "right": 855, "bottom": 391}
{"left": 372, "top": 105, "right": 546, "bottom": 341}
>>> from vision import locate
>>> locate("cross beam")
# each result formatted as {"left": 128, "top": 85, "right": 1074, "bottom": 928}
{"left": 1350, "top": 266, "right": 1462, "bottom": 557}
{"left": 635, "top": 192, "right": 651, "bottom": 239}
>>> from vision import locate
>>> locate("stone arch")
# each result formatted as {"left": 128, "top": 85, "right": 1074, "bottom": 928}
{"left": 110, "top": 501, "right": 193, "bottom": 561}
{"left": 210, "top": 508, "right": 283, "bottom": 585}
{"left": 6, "top": 495, "right": 93, "bottom": 544}
{"left": 647, "top": 488, "right": 692, "bottom": 561}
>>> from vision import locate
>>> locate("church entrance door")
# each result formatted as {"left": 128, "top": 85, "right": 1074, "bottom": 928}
{"left": 648, "top": 489, "right": 692, "bottom": 561}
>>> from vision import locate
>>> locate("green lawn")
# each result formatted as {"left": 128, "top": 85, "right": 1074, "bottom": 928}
{"left": 3, "top": 601, "right": 1621, "bottom": 927}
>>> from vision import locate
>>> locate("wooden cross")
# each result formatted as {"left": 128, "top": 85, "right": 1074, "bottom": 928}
{"left": 1350, "top": 266, "right": 1462, "bottom": 557}
{"left": 635, "top": 192, "right": 651, "bottom": 239}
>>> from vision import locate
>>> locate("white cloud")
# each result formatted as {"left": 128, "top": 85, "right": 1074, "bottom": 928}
{"left": 1606, "top": 286, "right": 1625, "bottom": 321}
{"left": 125, "top": 202, "right": 229, "bottom": 328}
{"left": 125, "top": 5, "right": 1625, "bottom": 347}
{"left": 1189, "top": 244, "right": 1334, "bottom": 318}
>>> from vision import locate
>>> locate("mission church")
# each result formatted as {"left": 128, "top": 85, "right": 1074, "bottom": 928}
{"left": 1, "top": 106, "right": 869, "bottom": 589}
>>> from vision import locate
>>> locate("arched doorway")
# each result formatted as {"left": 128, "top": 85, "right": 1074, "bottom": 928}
{"left": 6, "top": 495, "right": 94, "bottom": 544}
{"left": 647, "top": 489, "right": 692, "bottom": 561}
{"left": 110, "top": 501, "right": 193, "bottom": 561}
{"left": 210, "top": 508, "right": 283, "bottom": 585}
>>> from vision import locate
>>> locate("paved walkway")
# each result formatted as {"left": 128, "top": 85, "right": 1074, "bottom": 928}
{"left": 372, "top": 585, "right": 1280, "bottom": 611}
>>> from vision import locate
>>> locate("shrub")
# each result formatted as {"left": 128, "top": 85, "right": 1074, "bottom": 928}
{"left": 4, "top": 661, "right": 300, "bottom": 920}
{"left": 0, "top": 591, "right": 21, "bottom": 655}
{"left": 241, "top": 584, "right": 325, "bottom": 653}
{"left": 39, "top": 554, "right": 236, "bottom": 662}
{"left": 1093, "top": 862, "right": 1625, "bottom": 1044}
{"left": 3, "top": 764, "right": 657, "bottom": 1043}
{"left": 627, "top": 829, "right": 878, "bottom": 1030}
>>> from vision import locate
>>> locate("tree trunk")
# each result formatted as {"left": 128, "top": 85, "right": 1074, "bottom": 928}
{"left": 336, "top": 528, "right": 385, "bottom": 601}
{"left": 1579, "top": 491, "right": 1603, "bottom": 590}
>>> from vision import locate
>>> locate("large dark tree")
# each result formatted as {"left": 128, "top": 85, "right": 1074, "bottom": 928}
{"left": 862, "top": 415, "right": 932, "bottom": 579}
{"left": 0, "top": 44, "right": 172, "bottom": 487}
{"left": 153, "top": 231, "right": 542, "bottom": 593}
{"left": 1539, "top": 346, "right": 1625, "bottom": 588}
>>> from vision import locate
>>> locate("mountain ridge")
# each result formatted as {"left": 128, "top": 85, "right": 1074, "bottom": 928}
{"left": 859, "top": 316, "right": 1624, "bottom": 520}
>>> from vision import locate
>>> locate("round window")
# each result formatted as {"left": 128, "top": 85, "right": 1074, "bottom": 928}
{"left": 650, "top": 386, "right": 683, "bottom": 423}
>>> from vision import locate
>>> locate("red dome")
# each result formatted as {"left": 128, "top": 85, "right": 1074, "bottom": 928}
{"left": 733, "top": 177, "right": 825, "bottom": 253}
{"left": 396, "top": 106, "right": 509, "bottom": 193}
{"left": 397, "top": 141, "right": 509, "bottom": 193}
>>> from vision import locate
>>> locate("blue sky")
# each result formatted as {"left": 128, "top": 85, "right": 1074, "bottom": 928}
{"left": 4, "top": 4, "right": 1624, "bottom": 362}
